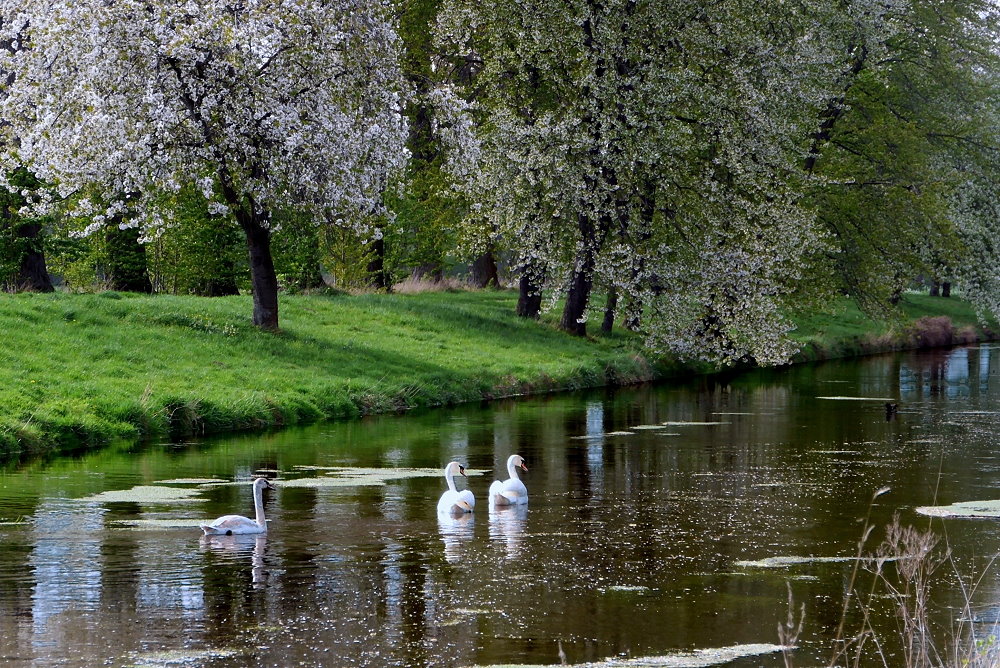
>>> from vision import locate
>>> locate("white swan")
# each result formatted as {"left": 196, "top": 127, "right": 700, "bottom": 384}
{"left": 437, "top": 461, "right": 475, "bottom": 515}
{"left": 200, "top": 478, "right": 274, "bottom": 535}
{"left": 489, "top": 454, "right": 529, "bottom": 506}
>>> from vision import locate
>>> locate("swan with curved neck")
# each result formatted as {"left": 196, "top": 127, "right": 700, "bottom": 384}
{"left": 489, "top": 454, "right": 528, "bottom": 506}
{"left": 437, "top": 461, "right": 475, "bottom": 514}
{"left": 201, "top": 478, "right": 274, "bottom": 535}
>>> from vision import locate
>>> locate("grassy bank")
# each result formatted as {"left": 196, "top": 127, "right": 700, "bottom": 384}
{"left": 790, "top": 293, "right": 995, "bottom": 362}
{"left": 0, "top": 290, "right": 665, "bottom": 457}
{"left": 0, "top": 289, "right": 993, "bottom": 457}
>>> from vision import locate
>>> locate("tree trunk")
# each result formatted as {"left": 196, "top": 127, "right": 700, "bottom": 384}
{"left": 560, "top": 264, "right": 594, "bottom": 336}
{"left": 601, "top": 287, "right": 617, "bottom": 334}
{"left": 366, "top": 236, "right": 389, "bottom": 291}
{"left": 410, "top": 262, "right": 443, "bottom": 282}
{"left": 559, "top": 214, "right": 601, "bottom": 337}
{"left": 470, "top": 250, "right": 499, "bottom": 288}
{"left": 13, "top": 222, "right": 53, "bottom": 292}
{"left": 516, "top": 266, "right": 544, "bottom": 318}
{"left": 240, "top": 215, "right": 280, "bottom": 331}
{"left": 942, "top": 281, "right": 951, "bottom": 298}
{"left": 105, "top": 225, "right": 152, "bottom": 293}
{"left": 929, "top": 280, "right": 940, "bottom": 297}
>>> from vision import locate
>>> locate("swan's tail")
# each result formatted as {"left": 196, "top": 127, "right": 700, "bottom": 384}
{"left": 489, "top": 480, "right": 510, "bottom": 506}
{"left": 200, "top": 524, "right": 227, "bottom": 535}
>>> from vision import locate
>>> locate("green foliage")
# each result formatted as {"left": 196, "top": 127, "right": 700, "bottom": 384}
{"left": 386, "top": 165, "right": 465, "bottom": 282}
{"left": 271, "top": 211, "right": 325, "bottom": 292}
{"left": 0, "top": 169, "right": 50, "bottom": 290}
{"left": 806, "top": 0, "right": 1000, "bottom": 313}
{"left": 319, "top": 225, "right": 378, "bottom": 290}
{"left": 45, "top": 228, "right": 107, "bottom": 291}
{"left": 145, "top": 186, "right": 246, "bottom": 296}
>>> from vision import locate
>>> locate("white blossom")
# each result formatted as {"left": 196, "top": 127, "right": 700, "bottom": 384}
{"left": 0, "top": 0, "right": 409, "bottom": 240}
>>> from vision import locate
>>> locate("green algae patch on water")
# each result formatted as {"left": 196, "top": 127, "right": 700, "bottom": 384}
{"left": 734, "top": 555, "right": 854, "bottom": 568}
{"left": 126, "top": 647, "right": 243, "bottom": 666}
{"left": 298, "top": 465, "right": 487, "bottom": 477}
{"left": 284, "top": 466, "right": 487, "bottom": 488}
{"left": 109, "top": 518, "right": 208, "bottom": 529}
{"left": 83, "top": 485, "right": 208, "bottom": 504}
{"left": 660, "top": 421, "right": 728, "bottom": 426}
{"left": 816, "top": 396, "right": 896, "bottom": 401}
{"left": 571, "top": 431, "right": 634, "bottom": 439}
{"left": 466, "top": 642, "right": 787, "bottom": 667}
{"left": 915, "top": 499, "right": 1000, "bottom": 518}
{"left": 153, "top": 478, "right": 228, "bottom": 485}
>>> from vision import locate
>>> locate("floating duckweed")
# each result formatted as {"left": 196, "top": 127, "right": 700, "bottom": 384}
{"left": 816, "top": 396, "right": 896, "bottom": 401}
{"left": 660, "top": 421, "right": 728, "bottom": 426}
{"left": 128, "top": 647, "right": 242, "bottom": 665}
{"left": 605, "top": 585, "right": 651, "bottom": 592}
{"left": 284, "top": 466, "right": 486, "bottom": 488}
{"left": 570, "top": 431, "right": 634, "bottom": 439}
{"left": 294, "top": 465, "right": 485, "bottom": 477}
{"left": 109, "top": 518, "right": 207, "bottom": 529}
{"left": 153, "top": 478, "right": 228, "bottom": 485}
{"left": 809, "top": 450, "right": 861, "bottom": 454}
{"left": 735, "top": 556, "right": 853, "bottom": 568}
{"left": 915, "top": 499, "right": 1000, "bottom": 518}
{"left": 466, "top": 642, "right": 786, "bottom": 667}
{"left": 84, "top": 485, "right": 207, "bottom": 504}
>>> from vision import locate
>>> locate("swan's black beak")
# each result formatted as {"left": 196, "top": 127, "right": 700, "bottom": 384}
{"left": 265, "top": 481, "right": 276, "bottom": 490}
{"left": 459, "top": 465, "right": 467, "bottom": 477}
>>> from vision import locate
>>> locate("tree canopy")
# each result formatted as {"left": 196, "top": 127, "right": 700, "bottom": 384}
{"left": 2, "top": 0, "right": 1000, "bottom": 366}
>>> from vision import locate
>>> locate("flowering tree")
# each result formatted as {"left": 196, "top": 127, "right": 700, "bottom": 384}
{"left": 435, "top": 0, "right": 838, "bottom": 363}
{"left": 0, "top": 0, "right": 408, "bottom": 329}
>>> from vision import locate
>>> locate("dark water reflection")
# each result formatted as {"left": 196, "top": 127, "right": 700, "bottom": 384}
{"left": 3, "top": 346, "right": 1000, "bottom": 666}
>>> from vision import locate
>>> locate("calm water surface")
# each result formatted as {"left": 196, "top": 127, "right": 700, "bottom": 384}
{"left": 3, "top": 346, "right": 1000, "bottom": 667}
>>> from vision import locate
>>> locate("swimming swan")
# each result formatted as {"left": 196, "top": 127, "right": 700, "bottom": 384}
{"left": 200, "top": 477, "right": 274, "bottom": 535}
{"left": 437, "top": 461, "right": 475, "bottom": 515}
{"left": 489, "top": 454, "right": 528, "bottom": 506}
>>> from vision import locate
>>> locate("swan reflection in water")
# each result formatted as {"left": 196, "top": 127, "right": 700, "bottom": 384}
{"left": 437, "top": 514, "right": 475, "bottom": 564}
{"left": 488, "top": 503, "right": 528, "bottom": 560}
{"left": 199, "top": 533, "right": 269, "bottom": 587}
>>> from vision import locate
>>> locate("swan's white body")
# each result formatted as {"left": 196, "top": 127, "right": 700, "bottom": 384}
{"left": 200, "top": 478, "right": 274, "bottom": 535}
{"left": 437, "top": 461, "right": 475, "bottom": 515}
{"left": 489, "top": 454, "right": 528, "bottom": 506}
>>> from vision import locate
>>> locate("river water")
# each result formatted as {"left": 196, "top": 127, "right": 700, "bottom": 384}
{"left": 3, "top": 346, "right": 1000, "bottom": 667}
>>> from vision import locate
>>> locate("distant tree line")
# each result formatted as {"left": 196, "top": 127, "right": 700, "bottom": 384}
{"left": 1, "top": 0, "right": 999, "bottom": 364}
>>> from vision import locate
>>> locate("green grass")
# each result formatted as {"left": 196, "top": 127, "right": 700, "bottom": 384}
{"left": 0, "top": 288, "right": 993, "bottom": 457}
{"left": 789, "top": 293, "right": 996, "bottom": 362}
{"left": 0, "top": 289, "right": 665, "bottom": 456}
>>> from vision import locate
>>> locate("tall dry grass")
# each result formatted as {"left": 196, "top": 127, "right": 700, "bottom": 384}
{"left": 781, "top": 487, "right": 1000, "bottom": 668}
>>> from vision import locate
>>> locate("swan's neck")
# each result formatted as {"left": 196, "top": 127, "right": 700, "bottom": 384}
{"left": 445, "top": 467, "right": 459, "bottom": 492}
{"left": 253, "top": 485, "right": 266, "bottom": 526}
{"left": 507, "top": 459, "right": 520, "bottom": 481}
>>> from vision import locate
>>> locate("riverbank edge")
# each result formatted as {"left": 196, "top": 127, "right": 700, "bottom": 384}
{"left": 2, "top": 292, "right": 993, "bottom": 460}
{"left": 790, "top": 313, "right": 996, "bottom": 364}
